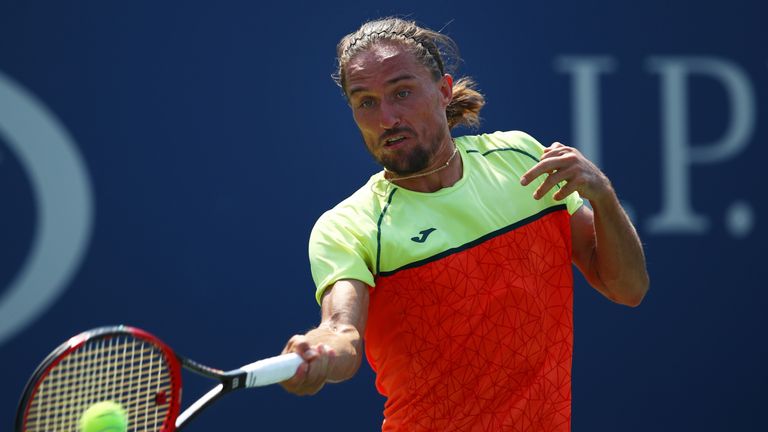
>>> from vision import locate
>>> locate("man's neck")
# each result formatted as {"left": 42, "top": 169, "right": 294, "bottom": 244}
{"left": 385, "top": 140, "right": 463, "bottom": 193}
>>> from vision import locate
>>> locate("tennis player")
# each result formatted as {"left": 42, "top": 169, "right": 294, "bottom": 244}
{"left": 280, "top": 17, "right": 649, "bottom": 431}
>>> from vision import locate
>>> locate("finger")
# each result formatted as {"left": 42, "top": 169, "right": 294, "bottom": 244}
{"left": 282, "top": 352, "right": 329, "bottom": 396}
{"left": 288, "top": 338, "right": 320, "bottom": 363}
{"left": 298, "top": 378, "right": 326, "bottom": 396}
{"left": 282, "top": 335, "right": 307, "bottom": 354}
{"left": 307, "top": 344, "right": 332, "bottom": 373}
{"left": 542, "top": 142, "right": 565, "bottom": 152}
{"left": 533, "top": 167, "right": 574, "bottom": 200}
{"left": 542, "top": 142, "right": 565, "bottom": 153}
{"left": 520, "top": 158, "right": 564, "bottom": 186}
{"left": 291, "top": 361, "right": 310, "bottom": 382}
{"left": 279, "top": 336, "right": 312, "bottom": 390}
{"left": 553, "top": 176, "right": 583, "bottom": 201}
{"left": 540, "top": 145, "right": 571, "bottom": 161}
{"left": 315, "top": 343, "right": 337, "bottom": 359}
{"left": 322, "top": 344, "right": 337, "bottom": 358}
{"left": 300, "top": 349, "right": 332, "bottom": 395}
{"left": 279, "top": 360, "right": 310, "bottom": 390}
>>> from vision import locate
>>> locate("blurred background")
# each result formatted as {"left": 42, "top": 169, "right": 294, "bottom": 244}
{"left": 1, "top": 0, "right": 766, "bottom": 430}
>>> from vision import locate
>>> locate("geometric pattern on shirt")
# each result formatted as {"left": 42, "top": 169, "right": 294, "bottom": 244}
{"left": 366, "top": 209, "right": 574, "bottom": 432}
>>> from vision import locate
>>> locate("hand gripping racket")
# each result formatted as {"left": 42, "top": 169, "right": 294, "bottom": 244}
{"left": 15, "top": 325, "right": 302, "bottom": 431}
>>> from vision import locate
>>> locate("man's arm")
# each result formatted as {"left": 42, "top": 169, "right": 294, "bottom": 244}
{"left": 520, "top": 142, "right": 649, "bottom": 306}
{"left": 280, "top": 279, "right": 369, "bottom": 395}
{"left": 569, "top": 200, "right": 648, "bottom": 306}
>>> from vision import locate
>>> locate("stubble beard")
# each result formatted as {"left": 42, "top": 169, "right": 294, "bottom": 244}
{"left": 379, "top": 145, "right": 430, "bottom": 175}
{"left": 368, "top": 128, "right": 447, "bottom": 176}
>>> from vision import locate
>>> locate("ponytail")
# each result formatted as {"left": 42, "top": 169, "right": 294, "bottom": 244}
{"left": 446, "top": 77, "right": 485, "bottom": 129}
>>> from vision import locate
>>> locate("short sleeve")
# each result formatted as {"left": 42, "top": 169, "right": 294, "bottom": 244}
{"left": 309, "top": 210, "right": 376, "bottom": 305}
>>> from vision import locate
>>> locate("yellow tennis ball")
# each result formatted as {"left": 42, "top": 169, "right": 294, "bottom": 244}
{"left": 79, "top": 401, "right": 128, "bottom": 432}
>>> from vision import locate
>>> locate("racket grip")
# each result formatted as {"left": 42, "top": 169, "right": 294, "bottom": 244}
{"left": 240, "top": 353, "right": 303, "bottom": 387}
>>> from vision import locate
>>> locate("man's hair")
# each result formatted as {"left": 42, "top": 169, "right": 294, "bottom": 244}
{"left": 333, "top": 17, "right": 485, "bottom": 129}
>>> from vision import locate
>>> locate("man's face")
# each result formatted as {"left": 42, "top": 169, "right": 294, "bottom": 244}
{"left": 345, "top": 43, "right": 453, "bottom": 175}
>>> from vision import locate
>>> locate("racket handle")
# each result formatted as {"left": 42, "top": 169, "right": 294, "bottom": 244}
{"left": 240, "top": 353, "right": 303, "bottom": 387}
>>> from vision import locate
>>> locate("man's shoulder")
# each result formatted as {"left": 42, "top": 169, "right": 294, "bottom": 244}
{"left": 457, "top": 130, "right": 545, "bottom": 161}
{"left": 313, "top": 172, "right": 387, "bottom": 233}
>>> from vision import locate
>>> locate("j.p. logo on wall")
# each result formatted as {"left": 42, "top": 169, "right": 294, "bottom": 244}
{"left": 555, "top": 55, "right": 757, "bottom": 237}
{"left": 0, "top": 70, "right": 94, "bottom": 347}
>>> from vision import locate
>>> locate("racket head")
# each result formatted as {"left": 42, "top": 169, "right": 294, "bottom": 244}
{"left": 16, "top": 325, "right": 183, "bottom": 432}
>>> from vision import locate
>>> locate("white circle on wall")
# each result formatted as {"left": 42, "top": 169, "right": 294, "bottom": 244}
{"left": 0, "top": 70, "right": 94, "bottom": 346}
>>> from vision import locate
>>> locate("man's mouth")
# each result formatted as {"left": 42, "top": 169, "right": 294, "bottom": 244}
{"left": 384, "top": 136, "right": 407, "bottom": 147}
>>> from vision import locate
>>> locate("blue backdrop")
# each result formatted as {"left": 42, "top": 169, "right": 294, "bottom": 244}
{"left": 1, "top": 1, "right": 766, "bottom": 430}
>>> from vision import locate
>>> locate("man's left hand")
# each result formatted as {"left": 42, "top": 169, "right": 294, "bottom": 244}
{"left": 520, "top": 142, "right": 612, "bottom": 203}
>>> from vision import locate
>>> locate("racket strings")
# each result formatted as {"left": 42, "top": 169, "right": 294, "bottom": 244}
{"left": 24, "top": 335, "right": 174, "bottom": 432}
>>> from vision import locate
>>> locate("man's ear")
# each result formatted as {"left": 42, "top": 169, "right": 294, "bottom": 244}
{"left": 439, "top": 74, "right": 454, "bottom": 106}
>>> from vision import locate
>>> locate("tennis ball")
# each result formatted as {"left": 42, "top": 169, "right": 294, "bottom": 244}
{"left": 79, "top": 401, "right": 128, "bottom": 432}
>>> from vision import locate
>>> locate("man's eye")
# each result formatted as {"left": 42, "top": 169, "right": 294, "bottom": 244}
{"left": 396, "top": 90, "right": 411, "bottom": 99}
{"left": 359, "top": 98, "right": 375, "bottom": 109}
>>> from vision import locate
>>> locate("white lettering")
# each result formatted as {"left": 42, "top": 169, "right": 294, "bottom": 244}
{"left": 645, "top": 57, "right": 755, "bottom": 234}
{"left": 554, "top": 56, "right": 617, "bottom": 167}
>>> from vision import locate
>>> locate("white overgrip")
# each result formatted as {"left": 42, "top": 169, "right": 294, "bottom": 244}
{"left": 240, "top": 353, "right": 303, "bottom": 387}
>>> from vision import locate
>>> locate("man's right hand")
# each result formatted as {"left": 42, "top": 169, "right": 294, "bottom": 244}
{"left": 280, "top": 333, "right": 338, "bottom": 395}
{"left": 279, "top": 279, "right": 370, "bottom": 396}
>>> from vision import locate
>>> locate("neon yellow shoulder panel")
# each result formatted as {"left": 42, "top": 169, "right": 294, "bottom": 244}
{"left": 309, "top": 130, "right": 583, "bottom": 303}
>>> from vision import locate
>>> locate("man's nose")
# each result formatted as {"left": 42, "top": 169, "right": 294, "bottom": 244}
{"left": 379, "top": 101, "right": 401, "bottom": 129}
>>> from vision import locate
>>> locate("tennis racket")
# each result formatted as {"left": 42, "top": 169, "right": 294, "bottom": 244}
{"left": 15, "top": 325, "right": 303, "bottom": 431}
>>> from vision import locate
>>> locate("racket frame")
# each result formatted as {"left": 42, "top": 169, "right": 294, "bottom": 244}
{"left": 16, "top": 326, "right": 301, "bottom": 432}
{"left": 15, "top": 326, "right": 183, "bottom": 432}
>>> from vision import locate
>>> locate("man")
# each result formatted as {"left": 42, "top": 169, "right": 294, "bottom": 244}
{"left": 281, "top": 17, "right": 649, "bottom": 431}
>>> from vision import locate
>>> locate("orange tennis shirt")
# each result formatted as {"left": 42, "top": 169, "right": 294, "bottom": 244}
{"left": 309, "top": 131, "right": 583, "bottom": 431}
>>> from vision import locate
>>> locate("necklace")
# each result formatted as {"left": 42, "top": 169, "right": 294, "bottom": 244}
{"left": 384, "top": 145, "right": 459, "bottom": 183}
